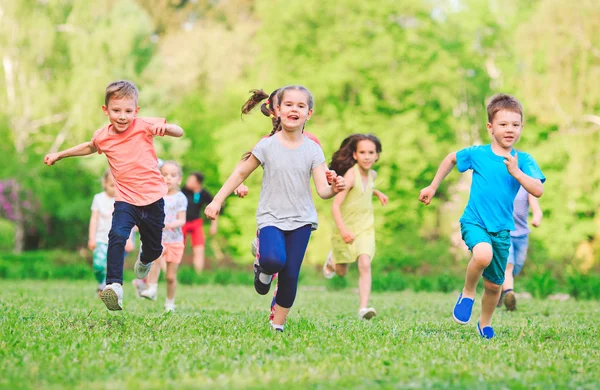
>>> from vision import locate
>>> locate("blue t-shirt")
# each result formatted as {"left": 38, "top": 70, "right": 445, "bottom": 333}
{"left": 457, "top": 144, "right": 545, "bottom": 233}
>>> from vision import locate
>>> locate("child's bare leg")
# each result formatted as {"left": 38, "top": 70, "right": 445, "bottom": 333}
{"left": 272, "top": 304, "right": 290, "bottom": 326}
{"left": 480, "top": 279, "right": 502, "bottom": 327}
{"left": 335, "top": 263, "right": 349, "bottom": 277}
{"left": 166, "top": 262, "right": 178, "bottom": 300}
{"left": 357, "top": 254, "right": 372, "bottom": 309}
{"left": 502, "top": 263, "right": 515, "bottom": 291}
{"left": 192, "top": 245, "right": 205, "bottom": 273}
{"left": 146, "top": 258, "right": 163, "bottom": 284}
{"left": 463, "top": 243, "right": 493, "bottom": 298}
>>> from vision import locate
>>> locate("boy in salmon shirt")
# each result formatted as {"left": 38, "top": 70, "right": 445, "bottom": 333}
{"left": 44, "top": 80, "right": 184, "bottom": 311}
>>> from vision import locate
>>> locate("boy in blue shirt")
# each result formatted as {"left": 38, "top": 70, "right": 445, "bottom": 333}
{"left": 419, "top": 94, "right": 545, "bottom": 339}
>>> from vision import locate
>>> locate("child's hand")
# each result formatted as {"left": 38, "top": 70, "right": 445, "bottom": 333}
{"left": 532, "top": 214, "right": 542, "bottom": 227}
{"left": 234, "top": 184, "right": 249, "bottom": 198}
{"left": 376, "top": 192, "right": 389, "bottom": 206}
{"left": 332, "top": 175, "right": 346, "bottom": 193}
{"left": 504, "top": 152, "right": 520, "bottom": 177}
{"left": 341, "top": 229, "right": 355, "bottom": 244}
{"left": 151, "top": 123, "right": 168, "bottom": 136}
{"left": 88, "top": 240, "right": 96, "bottom": 251}
{"left": 125, "top": 240, "right": 135, "bottom": 253}
{"left": 325, "top": 169, "right": 336, "bottom": 184}
{"left": 204, "top": 201, "right": 222, "bottom": 220}
{"left": 418, "top": 186, "right": 436, "bottom": 205}
{"left": 44, "top": 153, "right": 61, "bottom": 166}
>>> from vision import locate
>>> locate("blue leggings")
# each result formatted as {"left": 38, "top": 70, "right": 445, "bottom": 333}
{"left": 257, "top": 225, "right": 311, "bottom": 309}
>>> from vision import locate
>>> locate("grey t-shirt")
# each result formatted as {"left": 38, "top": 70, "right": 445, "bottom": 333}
{"left": 252, "top": 134, "right": 326, "bottom": 231}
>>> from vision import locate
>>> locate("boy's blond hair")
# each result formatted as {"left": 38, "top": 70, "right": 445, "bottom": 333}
{"left": 104, "top": 80, "right": 139, "bottom": 106}
{"left": 487, "top": 94, "right": 523, "bottom": 123}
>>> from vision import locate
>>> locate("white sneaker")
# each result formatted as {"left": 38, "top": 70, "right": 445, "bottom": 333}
{"left": 101, "top": 283, "right": 123, "bottom": 311}
{"left": 132, "top": 279, "right": 147, "bottom": 299}
{"left": 358, "top": 307, "right": 377, "bottom": 320}
{"left": 140, "top": 287, "right": 157, "bottom": 301}
{"left": 251, "top": 237, "right": 259, "bottom": 258}
{"left": 322, "top": 251, "right": 336, "bottom": 279}
{"left": 165, "top": 302, "right": 176, "bottom": 312}
{"left": 134, "top": 254, "right": 153, "bottom": 279}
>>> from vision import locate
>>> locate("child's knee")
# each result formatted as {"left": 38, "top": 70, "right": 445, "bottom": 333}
{"left": 108, "top": 228, "right": 130, "bottom": 245}
{"left": 357, "top": 256, "right": 372, "bottom": 273}
{"left": 259, "top": 253, "right": 285, "bottom": 274}
{"left": 166, "top": 275, "right": 177, "bottom": 284}
{"left": 335, "top": 264, "right": 348, "bottom": 277}
{"left": 484, "top": 279, "right": 502, "bottom": 293}
{"left": 472, "top": 243, "right": 493, "bottom": 265}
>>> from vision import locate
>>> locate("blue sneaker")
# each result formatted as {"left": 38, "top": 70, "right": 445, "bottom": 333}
{"left": 477, "top": 322, "right": 495, "bottom": 339}
{"left": 452, "top": 293, "right": 474, "bottom": 324}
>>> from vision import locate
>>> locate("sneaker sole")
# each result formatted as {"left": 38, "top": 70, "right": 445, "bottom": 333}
{"left": 452, "top": 312, "right": 470, "bottom": 325}
{"left": 101, "top": 289, "right": 123, "bottom": 311}
{"left": 362, "top": 310, "right": 377, "bottom": 320}
{"left": 141, "top": 295, "right": 157, "bottom": 301}
{"left": 504, "top": 293, "right": 517, "bottom": 311}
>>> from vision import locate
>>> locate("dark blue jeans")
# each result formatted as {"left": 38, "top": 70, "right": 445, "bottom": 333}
{"left": 106, "top": 199, "right": 165, "bottom": 285}
{"left": 258, "top": 225, "right": 311, "bottom": 308}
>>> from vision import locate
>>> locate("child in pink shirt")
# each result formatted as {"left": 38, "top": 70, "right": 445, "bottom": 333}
{"left": 44, "top": 80, "right": 183, "bottom": 311}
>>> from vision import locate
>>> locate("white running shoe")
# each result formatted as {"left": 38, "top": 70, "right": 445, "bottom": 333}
{"left": 322, "top": 251, "right": 336, "bottom": 279}
{"left": 134, "top": 253, "right": 153, "bottom": 279}
{"left": 165, "top": 302, "right": 176, "bottom": 313}
{"left": 140, "top": 287, "right": 157, "bottom": 301}
{"left": 358, "top": 307, "right": 377, "bottom": 320}
{"left": 101, "top": 283, "right": 124, "bottom": 311}
{"left": 132, "top": 279, "right": 147, "bottom": 299}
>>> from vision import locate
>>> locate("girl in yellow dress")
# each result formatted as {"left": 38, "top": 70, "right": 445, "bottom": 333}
{"left": 323, "top": 134, "right": 388, "bottom": 319}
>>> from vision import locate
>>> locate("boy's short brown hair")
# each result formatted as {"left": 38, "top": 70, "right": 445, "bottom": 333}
{"left": 487, "top": 94, "right": 523, "bottom": 123}
{"left": 104, "top": 80, "right": 139, "bottom": 106}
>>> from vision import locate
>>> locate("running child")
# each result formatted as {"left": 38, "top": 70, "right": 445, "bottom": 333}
{"left": 237, "top": 87, "right": 326, "bottom": 322}
{"left": 322, "top": 134, "right": 388, "bottom": 320}
{"left": 499, "top": 186, "right": 542, "bottom": 311}
{"left": 140, "top": 161, "right": 187, "bottom": 312}
{"left": 181, "top": 172, "right": 218, "bottom": 273}
{"left": 205, "top": 85, "right": 346, "bottom": 332}
{"left": 88, "top": 170, "right": 135, "bottom": 297}
{"left": 418, "top": 94, "right": 545, "bottom": 339}
{"left": 44, "top": 80, "right": 184, "bottom": 311}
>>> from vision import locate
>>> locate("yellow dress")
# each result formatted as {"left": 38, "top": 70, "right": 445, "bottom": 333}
{"left": 331, "top": 164, "right": 375, "bottom": 264}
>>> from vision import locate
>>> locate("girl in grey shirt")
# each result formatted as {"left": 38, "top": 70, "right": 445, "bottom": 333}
{"left": 205, "top": 85, "right": 345, "bottom": 332}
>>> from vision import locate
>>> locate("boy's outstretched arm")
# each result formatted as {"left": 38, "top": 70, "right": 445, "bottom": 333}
{"left": 418, "top": 152, "right": 457, "bottom": 205}
{"left": 44, "top": 142, "right": 97, "bottom": 166}
{"left": 151, "top": 123, "right": 184, "bottom": 137}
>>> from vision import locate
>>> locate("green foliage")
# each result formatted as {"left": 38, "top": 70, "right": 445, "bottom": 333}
{"left": 567, "top": 274, "right": 600, "bottom": 300}
{"left": 0, "top": 219, "right": 14, "bottom": 252}
{"left": 1, "top": 0, "right": 599, "bottom": 273}
{"left": 523, "top": 271, "right": 558, "bottom": 299}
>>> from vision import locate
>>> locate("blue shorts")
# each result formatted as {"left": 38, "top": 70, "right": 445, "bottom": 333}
{"left": 460, "top": 223, "right": 511, "bottom": 285}
{"left": 507, "top": 235, "right": 529, "bottom": 276}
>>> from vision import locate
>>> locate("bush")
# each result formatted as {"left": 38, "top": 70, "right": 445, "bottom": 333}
{"left": 523, "top": 271, "right": 558, "bottom": 298}
{"left": 0, "top": 219, "right": 14, "bottom": 252}
{"left": 567, "top": 274, "right": 600, "bottom": 300}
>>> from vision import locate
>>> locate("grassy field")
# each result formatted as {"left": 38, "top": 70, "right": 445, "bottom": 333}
{"left": 1, "top": 280, "right": 599, "bottom": 389}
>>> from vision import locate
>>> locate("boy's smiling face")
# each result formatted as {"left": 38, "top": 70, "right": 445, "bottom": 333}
{"left": 102, "top": 96, "right": 139, "bottom": 133}
{"left": 487, "top": 110, "right": 523, "bottom": 149}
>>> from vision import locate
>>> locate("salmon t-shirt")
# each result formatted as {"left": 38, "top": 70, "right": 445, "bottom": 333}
{"left": 91, "top": 117, "right": 167, "bottom": 206}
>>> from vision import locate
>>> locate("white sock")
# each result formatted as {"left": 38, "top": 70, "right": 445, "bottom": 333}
{"left": 271, "top": 323, "right": 284, "bottom": 331}
{"left": 165, "top": 298, "right": 175, "bottom": 306}
{"left": 147, "top": 283, "right": 158, "bottom": 293}
{"left": 259, "top": 273, "right": 272, "bottom": 284}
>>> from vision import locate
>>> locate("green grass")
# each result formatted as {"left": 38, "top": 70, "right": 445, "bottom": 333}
{"left": 1, "top": 281, "right": 599, "bottom": 389}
